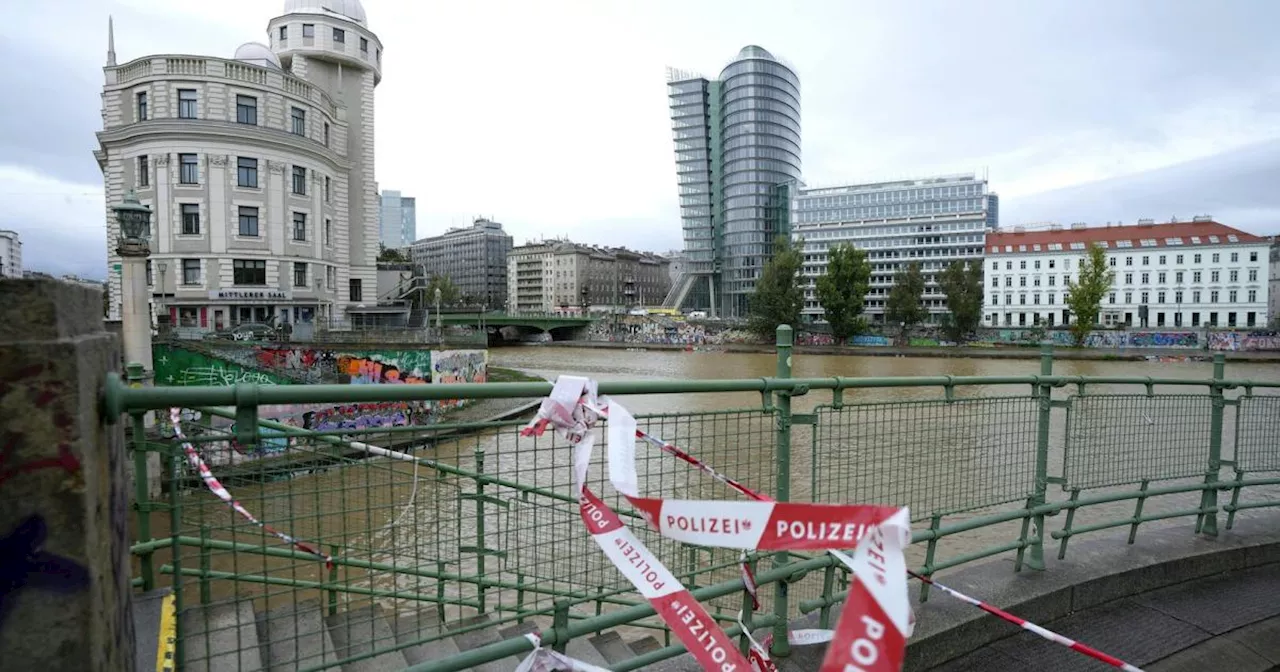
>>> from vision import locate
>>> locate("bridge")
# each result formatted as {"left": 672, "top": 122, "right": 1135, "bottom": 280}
{"left": 434, "top": 311, "right": 596, "bottom": 340}
{"left": 5, "top": 278, "right": 1280, "bottom": 672}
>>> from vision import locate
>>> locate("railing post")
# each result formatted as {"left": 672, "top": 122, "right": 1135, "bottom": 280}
{"left": 129, "top": 362, "right": 155, "bottom": 592}
{"left": 770, "top": 324, "right": 793, "bottom": 656}
{"left": 1026, "top": 343, "right": 1053, "bottom": 571}
{"left": 1200, "top": 354, "right": 1226, "bottom": 537}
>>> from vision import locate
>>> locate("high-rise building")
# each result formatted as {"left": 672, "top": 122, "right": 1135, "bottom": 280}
{"left": 507, "top": 240, "right": 671, "bottom": 314}
{"left": 410, "top": 218, "right": 513, "bottom": 310}
{"left": 792, "top": 174, "right": 997, "bottom": 324}
{"left": 665, "top": 46, "right": 801, "bottom": 319}
{"left": 379, "top": 189, "right": 416, "bottom": 248}
{"left": 0, "top": 230, "right": 22, "bottom": 279}
{"left": 987, "top": 218, "right": 1269, "bottom": 329}
{"left": 97, "top": 0, "right": 383, "bottom": 330}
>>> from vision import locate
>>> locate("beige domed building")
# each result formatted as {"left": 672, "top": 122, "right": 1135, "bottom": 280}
{"left": 97, "top": 1, "right": 383, "bottom": 332}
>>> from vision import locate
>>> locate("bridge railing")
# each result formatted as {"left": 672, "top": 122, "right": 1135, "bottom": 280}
{"left": 106, "top": 327, "right": 1280, "bottom": 671}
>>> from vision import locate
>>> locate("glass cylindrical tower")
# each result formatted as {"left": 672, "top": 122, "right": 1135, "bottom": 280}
{"left": 718, "top": 45, "right": 801, "bottom": 318}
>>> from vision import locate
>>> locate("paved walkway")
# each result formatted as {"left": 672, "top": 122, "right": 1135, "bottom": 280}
{"left": 933, "top": 562, "right": 1280, "bottom": 671}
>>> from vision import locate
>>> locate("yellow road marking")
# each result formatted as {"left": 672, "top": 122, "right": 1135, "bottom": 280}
{"left": 156, "top": 592, "right": 176, "bottom": 672}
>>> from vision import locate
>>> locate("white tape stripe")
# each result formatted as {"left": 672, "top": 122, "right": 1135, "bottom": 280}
{"left": 1023, "top": 621, "right": 1075, "bottom": 647}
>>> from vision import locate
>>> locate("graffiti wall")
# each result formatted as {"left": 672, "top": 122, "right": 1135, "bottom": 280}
{"left": 1207, "top": 331, "right": 1280, "bottom": 351}
{"left": 977, "top": 329, "right": 1204, "bottom": 349}
{"left": 154, "top": 345, "right": 293, "bottom": 386}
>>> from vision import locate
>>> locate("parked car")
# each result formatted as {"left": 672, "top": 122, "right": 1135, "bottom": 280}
{"left": 205, "top": 323, "right": 277, "bottom": 341}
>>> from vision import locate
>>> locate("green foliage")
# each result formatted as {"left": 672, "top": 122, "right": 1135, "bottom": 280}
{"left": 939, "top": 260, "right": 985, "bottom": 342}
{"left": 747, "top": 236, "right": 804, "bottom": 338}
{"left": 885, "top": 262, "right": 927, "bottom": 334}
{"left": 815, "top": 243, "right": 872, "bottom": 343}
{"left": 377, "top": 243, "right": 408, "bottom": 263}
{"left": 424, "top": 274, "right": 461, "bottom": 307}
{"left": 1065, "top": 243, "right": 1116, "bottom": 347}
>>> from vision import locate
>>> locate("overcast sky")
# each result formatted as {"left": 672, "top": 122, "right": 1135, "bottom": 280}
{"left": 4, "top": 0, "right": 1280, "bottom": 279}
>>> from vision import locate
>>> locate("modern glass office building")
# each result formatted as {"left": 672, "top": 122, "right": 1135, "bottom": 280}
{"left": 665, "top": 45, "right": 801, "bottom": 319}
{"left": 792, "top": 174, "right": 998, "bottom": 324}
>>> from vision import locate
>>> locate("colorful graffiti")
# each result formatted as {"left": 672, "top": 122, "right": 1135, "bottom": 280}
{"left": 336, "top": 353, "right": 431, "bottom": 385}
{"left": 1208, "top": 331, "right": 1280, "bottom": 351}
{"left": 850, "top": 335, "right": 892, "bottom": 347}
{"left": 979, "top": 329, "right": 1203, "bottom": 349}
{"left": 154, "top": 345, "right": 293, "bottom": 386}
{"left": 432, "top": 350, "right": 488, "bottom": 385}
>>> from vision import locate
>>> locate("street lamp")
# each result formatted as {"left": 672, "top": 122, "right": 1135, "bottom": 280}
{"left": 113, "top": 189, "right": 154, "bottom": 373}
{"left": 434, "top": 287, "right": 442, "bottom": 332}
{"left": 155, "top": 260, "right": 167, "bottom": 326}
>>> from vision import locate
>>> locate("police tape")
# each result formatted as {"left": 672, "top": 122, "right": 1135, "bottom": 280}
{"left": 523, "top": 376, "right": 913, "bottom": 672}
{"left": 168, "top": 407, "right": 332, "bottom": 567}
{"left": 515, "top": 633, "right": 612, "bottom": 672}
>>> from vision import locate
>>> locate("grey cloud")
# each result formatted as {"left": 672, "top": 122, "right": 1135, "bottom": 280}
{"left": 0, "top": 44, "right": 104, "bottom": 185}
{"left": 1002, "top": 138, "right": 1280, "bottom": 236}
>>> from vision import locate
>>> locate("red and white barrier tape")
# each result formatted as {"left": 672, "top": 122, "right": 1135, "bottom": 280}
{"left": 169, "top": 407, "right": 332, "bottom": 567}
{"left": 909, "top": 572, "right": 1144, "bottom": 671}
{"left": 515, "top": 633, "right": 611, "bottom": 672}
{"left": 523, "top": 377, "right": 913, "bottom": 672}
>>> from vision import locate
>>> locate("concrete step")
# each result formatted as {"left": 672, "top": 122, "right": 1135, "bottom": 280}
{"left": 452, "top": 614, "right": 522, "bottom": 672}
{"left": 255, "top": 598, "right": 338, "bottom": 671}
{"left": 326, "top": 605, "right": 409, "bottom": 672}
{"left": 180, "top": 601, "right": 265, "bottom": 672}
{"left": 393, "top": 608, "right": 461, "bottom": 667}
{"left": 589, "top": 631, "right": 636, "bottom": 665}
{"left": 131, "top": 589, "right": 171, "bottom": 672}
{"left": 628, "top": 636, "right": 663, "bottom": 656}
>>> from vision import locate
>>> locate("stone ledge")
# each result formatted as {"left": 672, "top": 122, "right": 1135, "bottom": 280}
{"left": 0, "top": 279, "right": 105, "bottom": 343}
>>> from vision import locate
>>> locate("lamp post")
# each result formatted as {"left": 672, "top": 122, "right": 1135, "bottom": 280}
{"left": 434, "top": 287, "right": 442, "bottom": 333}
{"left": 115, "top": 189, "right": 154, "bottom": 374}
{"left": 314, "top": 276, "right": 325, "bottom": 327}
{"left": 155, "top": 260, "right": 168, "bottom": 329}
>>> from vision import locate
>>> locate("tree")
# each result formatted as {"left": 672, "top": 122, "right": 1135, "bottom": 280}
{"left": 1065, "top": 243, "right": 1116, "bottom": 346}
{"left": 815, "top": 243, "right": 872, "bottom": 343}
{"left": 747, "top": 236, "right": 804, "bottom": 338}
{"left": 885, "top": 262, "right": 926, "bottom": 337}
{"left": 423, "top": 274, "right": 460, "bottom": 307}
{"left": 377, "top": 243, "right": 408, "bottom": 263}
{"left": 938, "top": 260, "right": 985, "bottom": 342}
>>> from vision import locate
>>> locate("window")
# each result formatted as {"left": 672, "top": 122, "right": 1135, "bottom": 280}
{"left": 1033, "top": 260, "right": 1041, "bottom": 270}
{"left": 1109, "top": 257, "right": 1116, "bottom": 267}
{"left": 1230, "top": 270, "right": 1239, "bottom": 282}
{"left": 1249, "top": 269, "right": 1258, "bottom": 282}
{"left": 1230, "top": 252, "right": 1239, "bottom": 263}
{"left": 1141, "top": 256, "right": 1149, "bottom": 266}
{"left": 233, "top": 259, "right": 267, "bottom": 285}
{"left": 1048, "top": 293, "right": 1055, "bottom": 305}
{"left": 1158, "top": 255, "right": 1166, "bottom": 265}
{"left": 1176, "top": 254, "right": 1184, "bottom": 264}
{"left": 1193, "top": 271, "right": 1202, "bottom": 283}
{"left": 1005, "top": 261, "right": 1012, "bottom": 270}
{"left": 302, "top": 23, "right": 315, "bottom": 38}
{"left": 138, "top": 155, "right": 149, "bottom": 187}
{"left": 991, "top": 294, "right": 999, "bottom": 305}
{"left": 1033, "top": 293, "right": 1041, "bottom": 305}
{"left": 1249, "top": 289, "right": 1258, "bottom": 302}
{"left": 327, "top": 266, "right": 336, "bottom": 289}
{"left": 1019, "top": 276, "right": 1027, "bottom": 287}
{"left": 137, "top": 91, "right": 148, "bottom": 121}
{"left": 1048, "top": 259, "right": 1056, "bottom": 269}
{"left": 1069, "top": 242, "right": 1085, "bottom": 250}
{"left": 1108, "top": 293, "right": 1116, "bottom": 304}
{"left": 1175, "top": 291, "right": 1183, "bottom": 304}
{"left": 1173, "top": 271, "right": 1182, "bottom": 283}
{"left": 182, "top": 259, "right": 200, "bottom": 285}
{"left": 1211, "top": 271, "right": 1220, "bottom": 283}
{"left": 1140, "top": 291, "right": 1149, "bottom": 304}
{"left": 323, "top": 122, "right": 330, "bottom": 146}
{"left": 1125, "top": 292, "right": 1133, "bottom": 304}
{"left": 238, "top": 206, "right": 259, "bottom": 237}
{"left": 1049, "top": 275, "right": 1056, "bottom": 286}
{"left": 179, "top": 153, "right": 198, "bottom": 184}
{"left": 1020, "top": 260, "right": 1026, "bottom": 270}
{"left": 1158, "top": 272, "right": 1166, "bottom": 283}
{"left": 324, "top": 176, "right": 331, "bottom": 202}
{"left": 1212, "top": 253, "right": 1220, "bottom": 263}
{"left": 237, "top": 157, "right": 258, "bottom": 188}
{"left": 324, "top": 218, "right": 331, "bottom": 246}
{"left": 293, "top": 262, "right": 308, "bottom": 287}
{"left": 1065, "top": 259, "right": 1072, "bottom": 270}
{"left": 1229, "top": 290, "right": 1238, "bottom": 303}
{"left": 1141, "top": 272, "right": 1149, "bottom": 284}
{"left": 1210, "top": 290, "right": 1219, "bottom": 303}
{"left": 333, "top": 27, "right": 345, "bottom": 43}
{"left": 279, "top": 25, "right": 287, "bottom": 41}
{"left": 349, "top": 278, "right": 363, "bottom": 302}
{"left": 292, "top": 166, "right": 307, "bottom": 195}
{"left": 146, "top": 260, "right": 153, "bottom": 286}
{"left": 1157, "top": 291, "right": 1165, "bottom": 304}
{"left": 180, "top": 203, "right": 200, "bottom": 235}
{"left": 1033, "top": 276, "right": 1041, "bottom": 287}
{"left": 360, "top": 37, "right": 369, "bottom": 53}
{"left": 291, "top": 107, "right": 306, "bottom": 136}
{"left": 1194, "top": 254, "right": 1202, "bottom": 264}
{"left": 292, "top": 212, "right": 307, "bottom": 241}
{"left": 236, "top": 95, "right": 257, "bottom": 125}
{"left": 1125, "top": 256, "right": 1133, "bottom": 266}
{"left": 1124, "top": 272, "right": 1133, "bottom": 284}
{"left": 178, "top": 88, "right": 198, "bottom": 119}
{"left": 1193, "top": 291, "right": 1201, "bottom": 303}
{"left": 1250, "top": 251, "right": 1258, "bottom": 262}
{"left": 1019, "top": 294, "right": 1026, "bottom": 305}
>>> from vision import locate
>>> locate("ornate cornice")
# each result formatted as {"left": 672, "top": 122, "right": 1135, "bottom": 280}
{"left": 96, "top": 120, "right": 350, "bottom": 172}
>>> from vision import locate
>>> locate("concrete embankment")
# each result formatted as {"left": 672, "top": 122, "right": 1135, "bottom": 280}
{"left": 533, "top": 340, "right": 1280, "bottom": 362}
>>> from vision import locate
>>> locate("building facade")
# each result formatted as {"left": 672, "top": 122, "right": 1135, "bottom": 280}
{"left": 666, "top": 45, "right": 801, "bottom": 319}
{"left": 0, "top": 230, "right": 21, "bottom": 278}
{"left": 986, "top": 219, "right": 1270, "bottom": 329}
{"left": 410, "top": 218, "right": 513, "bottom": 309}
{"left": 1268, "top": 238, "right": 1279, "bottom": 327}
{"left": 507, "top": 240, "right": 671, "bottom": 314}
{"left": 97, "top": 0, "right": 383, "bottom": 331}
{"left": 792, "top": 174, "right": 996, "bottom": 324}
{"left": 379, "top": 189, "right": 416, "bottom": 248}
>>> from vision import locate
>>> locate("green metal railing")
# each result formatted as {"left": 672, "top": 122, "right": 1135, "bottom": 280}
{"left": 106, "top": 326, "right": 1280, "bottom": 671}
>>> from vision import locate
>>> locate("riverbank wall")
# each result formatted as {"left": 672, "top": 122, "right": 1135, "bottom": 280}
{"left": 533, "top": 339, "right": 1280, "bottom": 362}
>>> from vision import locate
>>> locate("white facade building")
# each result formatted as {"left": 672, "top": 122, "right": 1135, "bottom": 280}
{"left": 379, "top": 189, "right": 416, "bottom": 248}
{"left": 0, "top": 230, "right": 21, "bottom": 278}
{"left": 1269, "top": 239, "right": 1279, "bottom": 327}
{"left": 792, "top": 174, "right": 998, "bottom": 324}
{"left": 97, "top": 0, "right": 383, "bottom": 331}
{"left": 507, "top": 241, "right": 671, "bottom": 314}
{"left": 986, "top": 219, "right": 1270, "bottom": 329}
